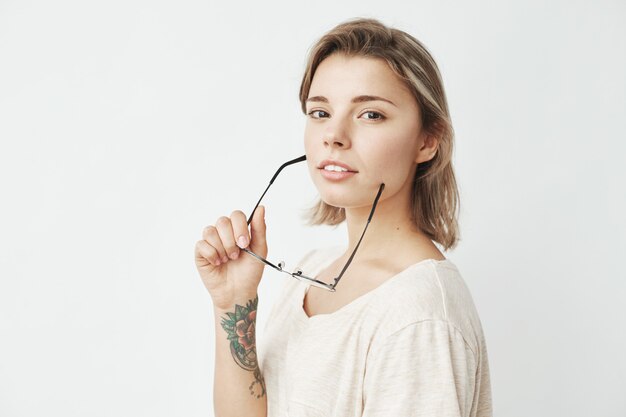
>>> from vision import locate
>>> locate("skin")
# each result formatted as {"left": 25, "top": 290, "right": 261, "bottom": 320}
{"left": 217, "top": 295, "right": 265, "bottom": 398}
{"left": 303, "top": 52, "right": 445, "bottom": 310}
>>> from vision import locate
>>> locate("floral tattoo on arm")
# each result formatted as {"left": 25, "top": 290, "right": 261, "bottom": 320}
{"left": 219, "top": 295, "right": 266, "bottom": 398}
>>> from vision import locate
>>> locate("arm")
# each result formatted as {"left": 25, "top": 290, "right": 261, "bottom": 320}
{"left": 362, "top": 320, "right": 486, "bottom": 417}
{"left": 213, "top": 293, "right": 267, "bottom": 417}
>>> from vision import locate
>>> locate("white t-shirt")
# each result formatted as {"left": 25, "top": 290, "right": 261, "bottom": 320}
{"left": 258, "top": 245, "right": 492, "bottom": 417}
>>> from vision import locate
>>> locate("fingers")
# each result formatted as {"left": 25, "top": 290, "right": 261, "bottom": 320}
{"left": 249, "top": 205, "right": 266, "bottom": 253}
{"left": 230, "top": 210, "right": 250, "bottom": 249}
{"left": 215, "top": 216, "right": 240, "bottom": 261}
{"left": 202, "top": 225, "right": 228, "bottom": 264}
{"left": 201, "top": 210, "right": 251, "bottom": 266}
{"left": 195, "top": 239, "right": 221, "bottom": 266}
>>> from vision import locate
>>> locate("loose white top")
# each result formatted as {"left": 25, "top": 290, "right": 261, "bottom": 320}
{"left": 258, "top": 245, "right": 493, "bottom": 417}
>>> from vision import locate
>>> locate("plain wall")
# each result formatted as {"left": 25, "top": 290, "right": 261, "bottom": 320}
{"left": 1, "top": 0, "right": 624, "bottom": 416}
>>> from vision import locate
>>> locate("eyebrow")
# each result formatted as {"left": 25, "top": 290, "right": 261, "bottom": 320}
{"left": 305, "top": 95, "right": 397, "bottom": 107}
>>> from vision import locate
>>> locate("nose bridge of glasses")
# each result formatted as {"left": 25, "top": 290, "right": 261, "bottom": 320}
{"left": 243, "top": 248, "right": 336, "bottom": 292}
{"left": 276, "top": 260, "right": 304, "bottom": 277}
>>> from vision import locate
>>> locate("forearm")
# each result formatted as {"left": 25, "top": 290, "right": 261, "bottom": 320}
{"left": 212, "top": 293, "right": 267, "bottom": 417}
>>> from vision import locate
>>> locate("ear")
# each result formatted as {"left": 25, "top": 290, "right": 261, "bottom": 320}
{"left": 414, "top": 130, "right": 440, "bottom": 164}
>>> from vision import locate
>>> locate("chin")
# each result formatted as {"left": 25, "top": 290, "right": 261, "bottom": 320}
{"left": 319, "top": 198, "right": 346, "bottom": 209}
{"left": 318, "top": 192, "right": 366, "bottom": 210}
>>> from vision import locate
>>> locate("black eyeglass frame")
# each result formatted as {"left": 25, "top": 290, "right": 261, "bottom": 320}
{"left": 240, "top": 154, "right": 385, "bottom": 292}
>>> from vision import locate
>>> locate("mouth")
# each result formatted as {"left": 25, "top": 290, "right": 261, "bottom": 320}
{"left": 318, "top": 168, "right": 358, "bottom": 181}
{"left": 317, "top": 159, "right": 358, "bottom": 172}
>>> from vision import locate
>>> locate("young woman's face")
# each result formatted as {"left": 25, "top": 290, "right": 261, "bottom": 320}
{"left": 304, "top": 52, "right": 429, "bottom": 210}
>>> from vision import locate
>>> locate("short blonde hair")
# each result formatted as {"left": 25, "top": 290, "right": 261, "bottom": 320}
{"left": 299, "top": 17, "right": 460, "bottom": 251}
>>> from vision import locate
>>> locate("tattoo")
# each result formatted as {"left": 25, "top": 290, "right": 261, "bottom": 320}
{"left": 219, "top": 295, "right": 266, "bottom": 398}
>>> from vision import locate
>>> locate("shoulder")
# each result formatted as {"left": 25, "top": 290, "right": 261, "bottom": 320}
{"left": 291, "top": 246, "right": 489, "bottom": 358}
{"left": 364, "top": 259, "right": 486, "bottom": 360}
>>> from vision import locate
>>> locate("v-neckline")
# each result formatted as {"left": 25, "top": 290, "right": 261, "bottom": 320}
{"left": 298, "top": 246, "right": 452, "bottom": 322}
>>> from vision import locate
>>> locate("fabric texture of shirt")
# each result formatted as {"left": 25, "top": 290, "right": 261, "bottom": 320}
{"left": 258, "top": 245, "right": 493, "bottom": 417}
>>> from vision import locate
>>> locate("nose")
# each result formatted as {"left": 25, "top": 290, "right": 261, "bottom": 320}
{"left": 324, "top": 136, "right": 347, "bottom": 148}
{"left": 323, "top": 118, "right": 351, "bottom": 149}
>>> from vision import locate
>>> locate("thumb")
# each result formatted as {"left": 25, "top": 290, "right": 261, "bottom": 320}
{"left": 249, "top": 205, "right": 267, "bottom": 255}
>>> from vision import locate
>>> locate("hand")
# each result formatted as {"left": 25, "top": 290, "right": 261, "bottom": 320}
{"left": 194, "top": 206, "right": 268, "bottom": 310}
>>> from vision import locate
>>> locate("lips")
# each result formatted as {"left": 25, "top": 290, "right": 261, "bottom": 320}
{"left": 317, "top": 159, "right": 358, "bottom": 172}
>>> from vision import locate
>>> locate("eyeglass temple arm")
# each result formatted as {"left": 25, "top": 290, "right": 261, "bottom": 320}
{"left": 240, "top": 246, "right": 283, "bottom": 270}
{"left": 246, "top": 155, "right": 307, "bottom": 226}
{"left": 330, "top": 182, "right": 385, "bottom": 290}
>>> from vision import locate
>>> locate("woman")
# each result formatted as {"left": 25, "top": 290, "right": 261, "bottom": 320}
{"left": 195, "top": 17, "right": 493, "bottom": 417}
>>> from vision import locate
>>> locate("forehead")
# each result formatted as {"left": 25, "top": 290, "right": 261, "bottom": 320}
{"left": 309, "top": 53, "right": 411, "bottom": 99}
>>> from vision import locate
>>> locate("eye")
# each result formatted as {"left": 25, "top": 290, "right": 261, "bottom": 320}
{"left": 361, "top": 111, "right": 386, "bottom": 121}
{"left": 307, "top": 110, "right": 330, "bottom": 119}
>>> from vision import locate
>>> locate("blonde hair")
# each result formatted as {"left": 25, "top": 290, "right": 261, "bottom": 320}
{"left": 299, "top": 17, "right": 461, "bottom": 251}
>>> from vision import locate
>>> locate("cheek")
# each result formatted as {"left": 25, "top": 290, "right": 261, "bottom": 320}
{"left": 303, "top": 125, "right": 318, "bottom": 153}
{"left": 360, "top": 137, "right": 416, "bottom": 188}
{"left": 303, "top": 135, "right": 316, "bottom": 169}
{"left": 363, "top": 134, "right": 412, "bottom": 168}
{"left": 303, "top": 136, "right": 321, "bottom": 180}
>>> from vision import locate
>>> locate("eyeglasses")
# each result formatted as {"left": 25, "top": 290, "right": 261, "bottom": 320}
{"left": 240, "top": 154, "right": 385, "bottom": 292}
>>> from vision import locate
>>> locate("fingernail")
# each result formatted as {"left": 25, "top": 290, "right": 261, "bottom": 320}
{"left": 229, "top": 251, "right": 239, "bottom": 260}
{"left": 221, "top": 255, "right": 228, "bottom": 263}
{"left": 237, "top": 235, "right": 248, "bottom": 248}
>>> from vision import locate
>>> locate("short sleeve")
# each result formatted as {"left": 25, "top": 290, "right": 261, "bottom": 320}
{"left": 362, "top": 320, "right": 478, "bottom": 417}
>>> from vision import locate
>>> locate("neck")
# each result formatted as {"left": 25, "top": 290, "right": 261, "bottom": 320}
{"left": 342, "top": 189, "right": 423, "bottom": 261}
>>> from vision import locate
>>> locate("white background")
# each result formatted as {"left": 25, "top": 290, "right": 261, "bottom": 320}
{"left": 1, "top": 1, "right": 625, "bottom": 416}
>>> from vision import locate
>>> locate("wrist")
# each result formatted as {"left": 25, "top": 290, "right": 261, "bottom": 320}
{"left": 212, "top": 293, "right": 260, "bottom": 316}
